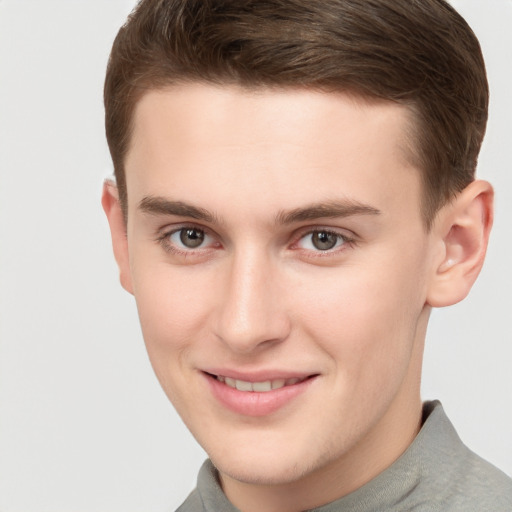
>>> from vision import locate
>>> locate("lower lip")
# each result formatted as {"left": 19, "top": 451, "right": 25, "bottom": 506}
{"left": 204, "top": 373, "right": 315, "bottom": 417}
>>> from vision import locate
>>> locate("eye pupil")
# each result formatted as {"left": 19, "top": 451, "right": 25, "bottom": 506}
{"left": 312, "top": 231, "right": 338, "bottom": 250}
{"left": 180, "top": 228, "right": 205, "bottom": 248}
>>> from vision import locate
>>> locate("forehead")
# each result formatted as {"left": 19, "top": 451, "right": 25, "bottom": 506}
{"left": 125, "top": 84, "right": 421, "bottom": 223}
{"left": 129, "top": 83, "right": 413, "bottom": 156}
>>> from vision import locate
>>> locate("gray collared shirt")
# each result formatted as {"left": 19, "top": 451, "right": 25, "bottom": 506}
{"left": 176, "top": 401, "right": 512, "bottom": 511}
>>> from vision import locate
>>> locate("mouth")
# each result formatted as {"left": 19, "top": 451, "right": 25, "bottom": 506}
{"left": 208, "top": 373, "right": 311, "bottom": 393}
{"left": 203, "top": 370, "right": 317, "bottom": 416}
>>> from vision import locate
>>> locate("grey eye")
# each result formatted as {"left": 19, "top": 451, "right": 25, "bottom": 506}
{"left": 297, "top": 230, "right": 346, "bottom": 252}
{"left": 179, "top": 228, "right": 205, "bottom": 248}
{"left": 311, "top": 231, "right": 339, "bottom": 250}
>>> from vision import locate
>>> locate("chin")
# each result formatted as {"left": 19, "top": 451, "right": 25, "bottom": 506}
{"left": 208, "top": 436, "right": 337, "bottom": 487}
{"left": 213, "top": 455, "right": 309, "bottom": 486}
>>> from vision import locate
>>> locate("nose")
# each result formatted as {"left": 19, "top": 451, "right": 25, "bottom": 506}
{"left": 213, "top": 247, "right": 291, "bottom": 354}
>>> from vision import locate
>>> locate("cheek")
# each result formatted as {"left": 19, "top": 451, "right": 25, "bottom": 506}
{"left": 130, "top": 260, "right": 216, "bottom": 377}
{"left": 131, "top": 268, "right": 218, "bottom": 420}
{"left": 296, "top": 259, "right": 427, "bottom": 381}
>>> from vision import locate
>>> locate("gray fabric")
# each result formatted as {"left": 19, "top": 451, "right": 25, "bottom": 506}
{"left": 176, "top": 401, "right": 512, "bottom": 511}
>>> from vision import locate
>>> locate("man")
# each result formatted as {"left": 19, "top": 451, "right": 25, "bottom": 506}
{"left": 102, "top": 0, "right": 512, "bottom": 510}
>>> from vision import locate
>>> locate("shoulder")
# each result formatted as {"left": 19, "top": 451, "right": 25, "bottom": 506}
{"left": 433, "top": 450, "right": 512, "bottom": 512}
{"left": 413, "top": 401, "right": 512, "bottom": 511}
{"left": 174, "top": 488, "right": 203, "bottom": 512}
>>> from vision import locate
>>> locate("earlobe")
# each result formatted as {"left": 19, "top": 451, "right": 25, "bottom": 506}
{"left": 101, "top": 180, "right": 134, "bottom": 295}
{"left": 426, "top": 180, "right": 493, "bottom": 308}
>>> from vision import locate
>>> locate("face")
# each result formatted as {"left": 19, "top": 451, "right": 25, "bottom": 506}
{"left": 114, "top": 84, "right": 440, "bottom": 502}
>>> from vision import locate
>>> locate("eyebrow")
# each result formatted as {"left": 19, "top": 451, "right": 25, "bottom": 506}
{"left": 138, "top": 196, "right": 381, "bottom": 225}
{"left": 139, "top": 196, "right": 219, "bottom": 223}
{"left": 275, "top": 200, "right": 381, "bottom": 224}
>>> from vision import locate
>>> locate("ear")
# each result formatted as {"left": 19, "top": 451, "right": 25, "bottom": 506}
{"left": 101, "top": 180, "right": 134, "bottom": 294}
{"left": 427, "top": 180, "right": 493, "bottom": 308}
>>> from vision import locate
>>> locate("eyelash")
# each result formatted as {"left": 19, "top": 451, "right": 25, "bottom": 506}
{"left": 156, "top": 225, "right": 356, "bottom": 258}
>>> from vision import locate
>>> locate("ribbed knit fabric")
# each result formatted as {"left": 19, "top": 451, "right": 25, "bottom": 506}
{"left": 176, "top": 401, "right": 512, "bottom": 511}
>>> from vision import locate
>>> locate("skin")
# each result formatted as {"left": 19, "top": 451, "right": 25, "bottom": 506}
{"left": 103, "top": 84, "right": 493, "bottom": 512}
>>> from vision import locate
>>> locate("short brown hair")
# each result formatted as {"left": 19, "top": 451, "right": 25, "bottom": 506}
{"left": 104, "top": 0, "right": 488, "bottom": 227}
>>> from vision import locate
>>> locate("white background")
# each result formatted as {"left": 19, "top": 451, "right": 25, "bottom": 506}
{"left": 0, "top": 1, "right": 510, "bottom": 511}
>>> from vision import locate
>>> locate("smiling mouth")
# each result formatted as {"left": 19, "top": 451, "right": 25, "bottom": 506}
{"left": 207, "top": 373, "right": 313, "bottom": 392}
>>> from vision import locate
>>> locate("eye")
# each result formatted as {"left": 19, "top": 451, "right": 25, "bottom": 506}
{"left": 297, "top": 229, "right": 348, "bottom": 251}
{"left": 162, "top": 226, "right": 214, "bottom": 251}
{"left": 176, "top": 227, "right": 206, "bottom": 248}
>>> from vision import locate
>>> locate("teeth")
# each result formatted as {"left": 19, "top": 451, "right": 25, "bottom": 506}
{"left": 271, "top": 379, "right": 285, "bottom": 390}
{"left": 252, "top": 381, "right": 272, "bottom": 392}
{"left": 235, "top": 380, "right": 253, "bottom": 392}
{"left": 225, "top": 377, "right": 236, "bottom": 388}
{"left": 218, "top": 376, "right": 306, "bottom": 392}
